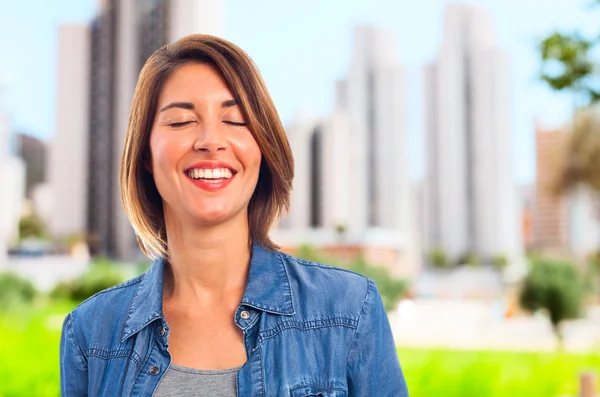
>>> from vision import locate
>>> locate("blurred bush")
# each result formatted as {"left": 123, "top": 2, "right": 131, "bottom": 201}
{"left": 427, "top": 248, "right": 450, "bottom": 269}
{"left": 519, "top": 258, "right": 585, "bottom": 348}
{"left": 295, "top": 244, "right": 407, "bottom": 311}
{"left": 0, "top": 272, "right": 37, "bottom": 311}
{"left": 50, "top": 258, "right": 126, "bottom": 302}
{"left": 19, "top": 213, "right": 47, "bottom": 240}
{"left": 491, "top": 254, "right": 508, "bottom": 271}
{"left": 456, "top": 251, "right": 480, "bottom": 268}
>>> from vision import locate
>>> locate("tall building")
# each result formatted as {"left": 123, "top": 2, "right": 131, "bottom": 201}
{"left": 531, "top": 124, "right": 569, "bottom": 250}
{"left": 283, "top": 111, "right": 351, "bottom": 231}
{"left": 51, "top": 0, "right": 223, "bottom": 259}
{"left": 50, "top": 24, "right": 91, "bottom": 244}
{"left": 0, "top": 89, "right": 26, "bottom": 264}
{"left": 424, "top": 3, "right": 522, "bottom": 263}
{"left": 336, "top": 26, "right": 409, "bottom": 234}
{"left": 276, "top": 26, "right": 418, "bottom": 276}
{"left": 16, "top": 133, "right": 47, "bottom": 198}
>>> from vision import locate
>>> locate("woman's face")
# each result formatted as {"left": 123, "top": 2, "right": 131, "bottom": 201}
{"left": 149, "top": 62, "right": 262, "bottom": 226}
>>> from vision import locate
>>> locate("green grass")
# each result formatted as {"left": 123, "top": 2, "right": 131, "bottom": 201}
{"left": 1, "top": 301, "right": 599, "bottom": 397}
{"left": 399, "top": 347, "right": 600, "bottom": 397}
{"left": 0, "top": 300, "right": 76, "bottom": 397}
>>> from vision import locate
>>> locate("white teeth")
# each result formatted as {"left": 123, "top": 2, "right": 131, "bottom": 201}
{"left": 187, "top": 167, "right": 233, "bottom": 180}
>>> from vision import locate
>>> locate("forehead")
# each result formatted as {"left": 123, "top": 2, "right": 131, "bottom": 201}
{"left": 158, "top": 62, "right": 233, "bottom": 103}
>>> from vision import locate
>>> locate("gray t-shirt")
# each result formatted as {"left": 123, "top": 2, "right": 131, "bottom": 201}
{"left": 153, "top": 363, "right": 241, "bottom": 397}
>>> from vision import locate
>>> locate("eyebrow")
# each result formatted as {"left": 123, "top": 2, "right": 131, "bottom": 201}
{"left": 221, "top": 99, "right": 238, "bottom": 108}
{"left": 159, "top": 99, "right": 239, "bottom": 112}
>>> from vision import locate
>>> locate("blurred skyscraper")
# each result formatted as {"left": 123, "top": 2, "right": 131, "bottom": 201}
{"left": 283, "top": 111, "right": 351, "bottom": 230}
{"left": 49, "top": 24, "right": 90, "bottom": 248}
{"left": 15, "top": 133, "right": 47, "bottom": 199}
{"left": 423, "top": 3, "right": 523, "bottom": 264}
{"left": 0, "top": 88, "right": 25, "bottom": 264}
{"left": 278, "top": 26, "right": 419, "bottom": 277}
{"left": 51, "top": 0, "right": 222, "bottom": 259}
{"left": 337, "top": 26, "right": 409, "bottom": 234}
{"left": 531, "top": 124, "right": 569, "bottom": 251}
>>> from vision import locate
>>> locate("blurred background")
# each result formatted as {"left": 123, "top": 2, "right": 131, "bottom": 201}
{"left": 1, "top": 0, "right": 600, "bottom": 396}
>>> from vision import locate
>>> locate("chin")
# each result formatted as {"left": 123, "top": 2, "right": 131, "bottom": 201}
{"left": 190, "top": 205, "right": 236, "bottom": 225}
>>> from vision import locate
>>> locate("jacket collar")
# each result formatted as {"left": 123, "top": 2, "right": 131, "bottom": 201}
{"left": 122, "top": 242, "right": 295, "bottom": 342}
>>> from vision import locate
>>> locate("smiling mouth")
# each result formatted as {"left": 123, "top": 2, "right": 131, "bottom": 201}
{"left": 186, "top": 167, "right": 235, "bottom": 181}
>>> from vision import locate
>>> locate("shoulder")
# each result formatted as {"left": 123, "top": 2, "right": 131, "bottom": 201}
{"left": 277, "top": 251, "right": 375, "bottom": 316}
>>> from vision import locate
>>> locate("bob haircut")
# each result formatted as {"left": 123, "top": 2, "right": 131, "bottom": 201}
{"left": 120, "top": 34, "right": 294, "bottom": 260}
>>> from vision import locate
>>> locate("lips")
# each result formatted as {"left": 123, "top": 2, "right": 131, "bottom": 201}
{"left": 183, "top": 161, "right": 237, "bottom": 192}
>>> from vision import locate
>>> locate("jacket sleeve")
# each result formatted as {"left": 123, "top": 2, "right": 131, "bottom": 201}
{"left": 60, "top": 312, "right": 88, "bottom": 396}
{"left": 346, "top": 279, "right": 409, "bottom": 396}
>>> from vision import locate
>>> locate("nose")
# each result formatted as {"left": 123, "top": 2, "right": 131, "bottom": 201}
{"left": 192, "top": 119, "right": 227, "bottom": 153}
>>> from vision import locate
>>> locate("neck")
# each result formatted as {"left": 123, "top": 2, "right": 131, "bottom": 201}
{"left": 162, "top": 208, "right": 252, "bottom": 304}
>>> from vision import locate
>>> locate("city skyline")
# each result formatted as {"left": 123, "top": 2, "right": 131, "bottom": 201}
{"left": 0, "top": 0, "right": 597, "bottom": 185}
{"left": 278, "top": 25, "right": 419, "bottom": 277}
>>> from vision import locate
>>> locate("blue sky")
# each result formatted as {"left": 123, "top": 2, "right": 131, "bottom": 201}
{"left": 0, "top": 0, "right": 597, "bottom": 183}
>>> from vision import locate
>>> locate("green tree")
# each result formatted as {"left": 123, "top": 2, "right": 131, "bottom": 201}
{"left": 538, "top": 2, "right": 600, "bottom": 254}
{"left": 519, "top": 259, "right": 585, "bottom": 349}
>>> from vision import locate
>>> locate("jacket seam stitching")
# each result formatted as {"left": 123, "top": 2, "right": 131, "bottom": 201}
{"left": 276, "top": 251, "right": 296, "bottom": 313}
{"left": 257, "top": 317, "right": 358, "bottom": 343}
{"left": 290, "top": 385, "right": 347, "bottom": 392}
{"left": 283, "top": 254, "right": 370, "bottom": 280}
{"left": 87, "top": 347, "right": 141, "bottom": 365}
{"left": 130, "top": 330, "right": 155, "bottom": 390}
{"left": 258, "top": 344, "right": 266, "bottom": 397}
{"left": 345, "top": 278, "right": 372, "bottom": 368}
{"left": 68, "top": 312, "right": 88, "bottom": 365}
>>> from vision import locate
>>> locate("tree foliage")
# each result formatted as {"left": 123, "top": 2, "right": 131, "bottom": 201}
{"left": 519, "top": 259, "right": 584, "bottom": 348}
{"left": 539, "top": 2, "right": 600, "bottom": 257}
{"left": 549, "top": 107, "right": 600, "bottom": 196}
{"left": 540, "top": 32, "right": 598, "bottom": 104}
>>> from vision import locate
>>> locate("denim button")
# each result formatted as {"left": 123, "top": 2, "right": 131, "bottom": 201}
{"left": 159, "top": 326, "right": 166, "bottom": 336}
{"left": 149, "top": 366, "right": 160, "bottom": 375}
{"left": 240, "top": 310, "right": 250, "bottom": 320}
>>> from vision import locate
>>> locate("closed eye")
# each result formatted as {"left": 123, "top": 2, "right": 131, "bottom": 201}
{"left": 168, "top": 121, "right": 194, "bottom": 128}
{"left": 223, "top": 121, "right": 247, "bottom": 127}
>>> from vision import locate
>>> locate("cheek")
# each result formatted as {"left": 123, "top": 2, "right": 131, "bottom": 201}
{"left": 234, "top": 134, "right": 262, "bottom": 173}
{"left": 149, "top": 131, "right": 187, "bottom": 173}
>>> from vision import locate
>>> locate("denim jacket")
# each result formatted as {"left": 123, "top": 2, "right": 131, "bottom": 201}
{"left": 60, "top": 243, "right": 409, "bottom": 396}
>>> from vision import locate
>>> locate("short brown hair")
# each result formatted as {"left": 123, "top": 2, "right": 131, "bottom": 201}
{"left": 120, "top": 34, "right": 294, "bottom": 259}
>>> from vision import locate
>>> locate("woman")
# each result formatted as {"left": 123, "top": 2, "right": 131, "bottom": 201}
{"left": 60, "top": 34, "right": 409, "bottom": 397}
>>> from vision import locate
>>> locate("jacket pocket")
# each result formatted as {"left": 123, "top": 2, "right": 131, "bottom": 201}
{"left": 290, "top": 385, "right": 347, "bottom": 397}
